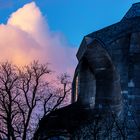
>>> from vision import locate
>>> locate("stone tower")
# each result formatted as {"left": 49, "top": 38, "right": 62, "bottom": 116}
{"left": 34, "top": 3, "right": 140, "bottom": 140}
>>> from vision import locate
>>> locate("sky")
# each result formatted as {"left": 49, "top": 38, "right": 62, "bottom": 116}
{"left": 0, "top": 0, "right": 140, "bottom": 75}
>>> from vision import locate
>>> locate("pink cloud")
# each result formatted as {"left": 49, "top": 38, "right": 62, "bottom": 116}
{"left": 0, "top": 2, "right": 77, "bottom": 75}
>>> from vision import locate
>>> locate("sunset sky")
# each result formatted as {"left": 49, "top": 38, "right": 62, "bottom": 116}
{"left": 0, "top": 0, "right": 139, "bottom": 75}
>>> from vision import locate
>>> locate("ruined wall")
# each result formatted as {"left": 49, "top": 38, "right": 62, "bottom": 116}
{"left": 34, "top": 3, "right": 140, "bottom": 140}
{"left": 72, "top": 31, "right": 140, "bottom": 139}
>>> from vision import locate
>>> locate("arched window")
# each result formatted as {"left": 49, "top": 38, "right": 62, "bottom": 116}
{"left": 75, "top": 74, "right": 79, "bottom": 102}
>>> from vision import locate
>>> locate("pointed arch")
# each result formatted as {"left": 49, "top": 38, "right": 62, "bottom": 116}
{"left": 73, "top": 38, "right": 122, "bottom": 113}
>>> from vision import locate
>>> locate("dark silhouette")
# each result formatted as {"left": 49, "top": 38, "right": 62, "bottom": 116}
{"left": 34, "top": 3, "right": 140, "bottom": 140}
{"left": 0, "top": 61, "right": 71, "bottom": 140}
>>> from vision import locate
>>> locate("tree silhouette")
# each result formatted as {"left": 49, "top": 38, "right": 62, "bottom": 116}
{"left": 0, "top": 61, "right": 71, "bottom": 140}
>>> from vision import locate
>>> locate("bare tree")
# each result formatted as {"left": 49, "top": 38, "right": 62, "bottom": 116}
{"left": 0, "top": 62, "right": 19, "bottom": 140}
{"left": 0, "top": 61, "right": 71, "bottom": 140}
{"left": 42, "top": 73, "right": 71, "bottom": 116}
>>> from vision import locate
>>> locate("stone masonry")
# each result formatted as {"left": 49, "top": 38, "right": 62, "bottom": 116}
{"left": 34, "top": 3, "right": 140, "bottom": 140}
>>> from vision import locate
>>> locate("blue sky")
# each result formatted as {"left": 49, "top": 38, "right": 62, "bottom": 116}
{"left": 0, "top": 0, "right": 140, "bottom": 47}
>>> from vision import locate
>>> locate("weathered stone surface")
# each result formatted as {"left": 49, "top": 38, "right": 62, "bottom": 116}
{"left": 34, "top": 3, "right": 140, "bottom": 140}
{"left": 122, "top": 3, "right": 140, "bottom": 20}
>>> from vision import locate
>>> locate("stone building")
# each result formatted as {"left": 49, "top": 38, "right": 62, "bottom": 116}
{"left": 34, "top": 3, "right": 140, "bottom": 140}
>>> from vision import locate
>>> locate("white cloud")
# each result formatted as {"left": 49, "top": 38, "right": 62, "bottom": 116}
{"left": 0, "top": 2, "right": 77, "bottom": 75}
